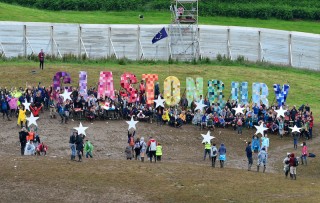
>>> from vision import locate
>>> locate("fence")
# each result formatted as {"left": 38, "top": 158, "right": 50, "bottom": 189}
{"left": 0, "top": 21, "right": 319, "bottom": 70}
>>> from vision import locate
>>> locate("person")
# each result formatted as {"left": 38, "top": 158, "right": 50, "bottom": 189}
{"left": 237, "top": 117, "right": 243, "bottom": 135}
{"left": 38, "top": 49, "right": 45, "bottom": 70}
{"left": 147, "top": 137, "right": 157, "bottom": 163}
{"left": 283, "top": 153, "right": 291, "bottom": 178}
{"left": 84, "top": 139, "right": 94, "bottom": 158}
{"left": 75, "top": 133, "right": 84, "bottom": 162}
{"left": 128, "top": 134, "right": 135, "bottom": 157}
{"left": 140, "top": 137, "right": 147, "bottom": 162}
{"left": 289, "top": 153, "right": 297, "bottom": 180}
{"left": 156, "top": 142, "right": 162, "bottom": 161}
{"left": 257, "top": 147, "right": 267, "bottom": 173}
{"left": 246, "top": 142, "right": 253, "bottom": 171}
{"left": 69, "top": 131, "right": 77, "bottom": 161}
{"left": 218, "top": 143, "right": 227, "bottom": 168}
{"left": 125, "top": 143, "right": 133, "bottom": 160}
{"left": 36, "top": 142, "right": 48, "bottom": 156}
{"left": 261, "top": 134, "right": 269, "bottom": 152}
{"left": 24, "top": 140, "right": 36, "bottom": 155}
{"left": 210, "top": 143, "right": 218, "bottom": 167}
{"left": 17, "top": 105, "right": 27, "bottom": 128}
{"left": 19, "top": 127, "right": 28, "bottom": 155}
{"left": 1, "top": 95, "right": 11, "bottom": 121}
{"left": 293, "top": 132, "right": 299, "bottom": 150}
{"left": 301, "top": 142, "right": 308, "bottom": 165}
{"left": 308, "top": 112, "right": 313, "bottom": 140}
{"left": 134, "top": 137, "right": 141, "bottom": 160}
{"left": 203, "top": 141, "right": 211, "bottom": 161}
{"left": 30, "top": 104, "right": 42, "bottom": 117}
{"left": 251, "top": 135, "right": 260, "bottom": 161}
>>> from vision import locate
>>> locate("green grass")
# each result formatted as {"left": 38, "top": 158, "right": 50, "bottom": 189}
{"left": 0, "top": 60, "right": 319, "bottom": 115}
{"left": 1, "top": 2, "right": 320, "bottom": 34}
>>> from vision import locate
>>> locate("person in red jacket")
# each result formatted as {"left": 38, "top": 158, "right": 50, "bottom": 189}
{"left": 30, "top": 105, "right": 43, "bottom": 117}
{"left": 38, "top": 49, "right": 45, "bottom": 70}
{"left": 36, "top": 142, "right": 48, "bottom": 156}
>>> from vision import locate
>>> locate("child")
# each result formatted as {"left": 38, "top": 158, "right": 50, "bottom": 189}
{"left": 140, "top": 137, "right": 147, "bottom": 162}
{"left": 84, "top": 139, "right": 94, "bottom": 158}
{"left": 134, "top": 138, "right": 141, "bottom": 160}
{"left": 156, "top": 142, "right": 162, "bottom": 161}
{"left": 49, "top": 97, "right": 56, "bottom": 118}
{"left": 293, "top": 132, "right": 299, "bottom": 150}
{"left": 210, "top": 143, "right": 218, "bottom": 167}
{"left": 36, "top": 142, "right": 48, "bottom": 156}
{"left": 125, "top": 144, "right": 133, "bottom": 160}
{"left": 257, "top": 147, "right": 268, "bottom": 173}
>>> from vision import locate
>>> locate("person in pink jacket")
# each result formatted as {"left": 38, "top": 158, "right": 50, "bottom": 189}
{"left": 301, "top": 142, "right": 308, "bottom": 165}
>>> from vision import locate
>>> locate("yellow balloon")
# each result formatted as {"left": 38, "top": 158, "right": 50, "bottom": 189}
{"left": 163, "top": 76, "right": 180, "bottom": 106}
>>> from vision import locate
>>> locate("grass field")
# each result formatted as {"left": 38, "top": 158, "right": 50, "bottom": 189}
{"left": 1, "top": 2, "right": 320, "bottom": 34}
{"left": 0, "top": 61, "right": 319, "bottom": 115}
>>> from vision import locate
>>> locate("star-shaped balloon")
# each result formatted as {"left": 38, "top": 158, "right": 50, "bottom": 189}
{"left": 254, "top": 122, "right": 268, "bottom": 136}
{"left": 74, "top": 122, "right": 88, "bottom": 136}
{"left": 201, "top": 131, "right": 215, "bottom": 144}
{"left": 26, "top": 113, "right": 39, "bottom": 127}
{"left": 232, "top": 104, "right": 245, "bottom": 115}
{"left": 153, "top": 97, "right": 165, "bottom": 108}
{"left": 22, "top": 100, "right": 31, "bottom": 111}
{"left": 194, "top": 100, "right": 207, "bottom": 112}
{"left": 126, "top": 117, "right": 139, "bottom": 130}
{"left": 289, "top": 125, "right": 301, "bottom": 133}
{"left": 275, "top": 106, "right": 286, "bottom": 118}
{"left": 59, "top": 90, "right": 72, "bottom": 102}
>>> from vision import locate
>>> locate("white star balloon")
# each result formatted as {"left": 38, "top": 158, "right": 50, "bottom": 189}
{"left": 74, "top": 122, "right": 88, "bottom": 136}
{"left": 26, "top": 113, "right": 39, "bottom": 127}
{"left": 59, "top": 90, "right": 72, "bottom": 102}
{"left": 201, "top": 131, "right": 215, "bottom": 144}
{"left": 194, "top": 100, "right": 207, "bottom": 112}
{"left": 254, "top": 122, "right": 268, "bottom": 136}
{"left": 126, "top": 117, "right": 139, "bottom": 130}
{"left": 289, "top": 125, "right": 301, "bottom": 133}
{"left": 275, "top": 106, "right": 287, "bottom": 118}
{"left": 153, "top": 96, "right": 165, "bottom": 108}
{"left": 22, "top": 100, "right": 31, "bottom": 111}
{"left": 232, "top": 104, "right": 245, "bottom": 115}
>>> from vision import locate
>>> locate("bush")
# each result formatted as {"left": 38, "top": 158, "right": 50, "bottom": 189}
{"left": 1, "top": 0, "right": 320, "bottom": 20}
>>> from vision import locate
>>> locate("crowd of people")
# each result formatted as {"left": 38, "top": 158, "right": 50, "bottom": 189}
{"left": 0, "top": 81, "right": 315, "bottom": 176}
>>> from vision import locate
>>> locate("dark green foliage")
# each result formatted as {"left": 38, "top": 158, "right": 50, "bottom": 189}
{"left": 1, "top": 0, "right": 320, "bottom": 20}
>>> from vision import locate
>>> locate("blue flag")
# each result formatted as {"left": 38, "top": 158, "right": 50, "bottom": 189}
{"left": 152, "top": 27, "right": 168, "bottom": 44}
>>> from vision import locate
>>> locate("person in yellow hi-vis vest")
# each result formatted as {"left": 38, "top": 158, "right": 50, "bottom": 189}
{"left": 156, "top": 143, "right": 162, "bottom": 161}
{"left": 204, "top": 141, "right": 211, "bottom": 161}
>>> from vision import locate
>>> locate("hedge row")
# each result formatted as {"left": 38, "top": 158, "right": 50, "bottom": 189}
{"left": 2, "top": 0, "right": 320, "bottom": 20}
{"left": 200, "top": 3, "right": 320, "bottom": 20}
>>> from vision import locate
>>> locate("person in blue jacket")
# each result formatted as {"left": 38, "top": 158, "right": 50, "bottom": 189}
{"left": 218, "top": 143, "right": 227, "bottom": 168}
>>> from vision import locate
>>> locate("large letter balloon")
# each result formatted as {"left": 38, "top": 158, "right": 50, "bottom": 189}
{"left": 97, "top": 71, "right": 115, "bottom": 100}
{"left": 142, "top": 74, "right": 158, "bottom": 105}
{"left": 163, "top": 76, "right": 181, "bottom": 106}
{"left": 79, "top": 71, "right": 88, "bottom": 99}
{"left": 208, "top": 80, "right": 225, "bottom": 107}
{"left": 273, "top": 84, "right": 290, "bottom": 107}
{"left": 252, "top": 83, "right": 269, "bottom": 107}
{"left": 186, "top": 77, "right": 203, "bottom": 106}
{"left": 52, "top": 71, "right": 72, "bottom": 91}
{"left": 120, "top": 72, "right": 138, "bottom": 103}
{"left": 231, "top": 81, "right": 248, "bottom": 104}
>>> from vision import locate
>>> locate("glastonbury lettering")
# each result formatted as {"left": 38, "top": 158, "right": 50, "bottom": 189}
{"left": 53, "top": 71, "right": 290, "bottom": 107}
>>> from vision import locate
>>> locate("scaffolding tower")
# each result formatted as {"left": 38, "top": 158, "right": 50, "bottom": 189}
{"left": 169, "top": 0, "right": 199, "bottom": 61}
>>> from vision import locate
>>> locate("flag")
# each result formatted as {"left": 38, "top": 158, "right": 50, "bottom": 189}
{"left": 152, "top": 27, "right": 168, "bottom": 44}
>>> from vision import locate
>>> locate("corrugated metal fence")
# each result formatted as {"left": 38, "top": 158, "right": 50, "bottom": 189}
{"left": 0, "top": 22, "right": 319, "bottom": 70}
